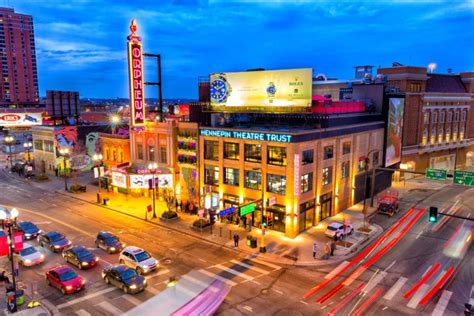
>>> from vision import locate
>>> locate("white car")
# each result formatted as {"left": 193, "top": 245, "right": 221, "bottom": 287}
{"left": 15, "top": 243, "right": 45, "bottom": 267}
{"left": 119, "top": 246, "right": 158, "bottom": 275}
{"left": 324, "top": 222, "right": 354, "bottom": 240}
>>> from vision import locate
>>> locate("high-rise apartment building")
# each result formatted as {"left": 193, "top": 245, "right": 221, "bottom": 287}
{"left": 0, "top": 7, "right": 39, "bottom": 107}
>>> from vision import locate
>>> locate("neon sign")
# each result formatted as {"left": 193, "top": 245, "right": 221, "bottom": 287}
{"left": 200, "top": 129, "right": 293, "bottom": 143}
{"left": 127, "top": 19, "right": 145, "bottom": 126}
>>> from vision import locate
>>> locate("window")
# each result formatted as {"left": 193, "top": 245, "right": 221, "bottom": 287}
{"left": 159, "top": 147, "right": 167, "bottom": 164}
{"left": 445, "top": 126, "right": 451, "bottom": 142}
{"left": 267, "top": 146, "right": 287, "bottom": 166}
{"left": 204, "top": 141, "right": 219, "bottom": 161}
{"left": 460, "top": 125, "right": 465, "bottom": 141}
{"left": 438, "top": 127, "right": 444, "bottom": 143}
{"left": 267, "top": 174, "right": 286, "bottom": 195}
{"left": 461, "top": 111, "right": 467, "bottom": 122}
{"left": 341, "top": 161, "right": 350, "bottom": 179}
{"left": 430, "top": 128, "right": 436, "bottom": 144}
{"left": 422, "top": 128, "right": 428, "bottom": 145}
{"left": 372, "top": 151, "right": 379, "bottom": 166}
{"left": 423, "top": 112, "right": 429, "bottom": 124}
{"left": 44, "top": 141, "right": 54, "bottom": 152}
{"left": 410, "top": 82, "right": 421, "bottom": 92}
{"left": 447, "top": 111, "right": 452, "bottom": 122}
{"left": 137, "top": 144, "right": 144, "bottom": 160}
{"left": 323, "top": 145, "right": 334, "bottom": 160}
{"left": 224, "top": 142, "right": 239, "bottom": 160}
{"left": 301, "top": 173, "right": 313, "bottom": 193}
{"left": 454, "top": 111, "right": 459, "bottom": 122}
{"left": 148, "top": 145, "right": 155, "bottom": 161}
{"left": 244, "top": 170, "right": 261, "bottom": 190}
{"left": 302, "top": 150, "right": 314, "bottom": 165}
{"left": 452, "top": 125, "right": 458, "bottom": 141}
{"left": 204, "top": 165, "right": 219, "bottom": 186}
{"left": 431, "top": 112, "right": 437, "bottom": 124}
{"left": 223, "top": 168, "right": 239, "bottom": 186}
{"left": 342, "top": 142, "right": 351, "bottom": 155}
{"left": 358, "top": 158, "right": 367, "bottom": 172}
{"left": 322, "top": 167, "right": 332, "bottom": 185}
{"left": 244, "top": 144, "right": 261, "bottom": 163}
{"left": 33, "top": 139, "right": 42, "bottom": 151}
{"left": 439, "top": 111, "right": 445, "bottom": 123}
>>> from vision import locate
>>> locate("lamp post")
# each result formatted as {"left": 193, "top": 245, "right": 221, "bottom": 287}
{"left": 362, "top": 149, "right": 378, "bottom": 228}
{"left": 4, "top": 135, "right": 15, "bottom": 171}
{"left": 148, "top": 162, "right": 158, "bottom": 219}
{"left": 0, "top": 207, "right": 19, "bottom": 313}
{"left": 253, "top": 167, "right": 266, "bottom": 253}
{"left": 59, "top": 148, "right": 70, "bottom": 192}
{"left": 23, "top": 142, "right": 32, "bottom": 164}
{"left": 93, "top": 153, "right": 103, "bottom": 193}
{"left": 110, "top": 115, "right": 120, "bottom": 135}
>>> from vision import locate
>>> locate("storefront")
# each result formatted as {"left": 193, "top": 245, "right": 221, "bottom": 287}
{"left": 319, "top": 192, "right": 332, "bottom": 222}
{"left": 299, "top": 199, "right": 316, "bottom": 232}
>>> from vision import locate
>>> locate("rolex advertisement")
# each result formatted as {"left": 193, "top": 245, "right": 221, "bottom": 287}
{"left": 210, "top": 68, "right": 312, "bottom": 110}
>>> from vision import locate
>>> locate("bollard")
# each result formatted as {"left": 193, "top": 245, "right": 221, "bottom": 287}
{"left": 229, "top": 230, "right": 232, "bottom": 240}
{"left": 96, "top": 193, "right": 101, "bottom": 203}
{"left": 220, "top": 227, "right": 222, "bottom": 237}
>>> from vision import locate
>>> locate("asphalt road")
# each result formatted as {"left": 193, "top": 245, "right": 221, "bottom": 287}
{"left": 0, "top": 171, "right": 472, "bottom": 316}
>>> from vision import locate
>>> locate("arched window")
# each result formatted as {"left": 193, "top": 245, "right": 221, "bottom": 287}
{"left": 431, "top": 112, "right": 437, "bottom": 124}
{"left": 454, "top": 111, "right": 460, "bottom": 122}
{"left": 447, "top": 111, "right": 452, "bottom": 122}
{"left": 423, "top": 112, "right": 430, "bottom": 124}
{"left": 461, "top": 111, "right": 467, "bottom": 122}
{"left": 446, "top": 126, "right": 451, "bottom": 142}
{"left": 422, "top": 128, "right": 428, "bottom": 145}
{"left": 438, "top": 127, "right": 443, "bottom": 143}
{"left": 460, "top": 125, "right": 465, "bottom": 141}
{"left": 430, "top": 127, "right": 436, "bottom": 144}
{"left": 439, "top": 111, "right": 445, "bottom": 123}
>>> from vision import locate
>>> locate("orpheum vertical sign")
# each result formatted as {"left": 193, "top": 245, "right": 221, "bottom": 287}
{"left": 127, "top": 19, "right": 145, "bottom": 126}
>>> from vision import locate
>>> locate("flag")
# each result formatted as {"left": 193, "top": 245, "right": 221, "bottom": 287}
{"left": 0, "top": 235, "right": 8, "bottom": 256}
{"left": 13, "top": 232, "right": 23, "bottom": 253}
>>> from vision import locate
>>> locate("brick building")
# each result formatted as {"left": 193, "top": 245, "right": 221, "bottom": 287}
{"left": 378, "top": 66, "right": 474, "bottom": 174}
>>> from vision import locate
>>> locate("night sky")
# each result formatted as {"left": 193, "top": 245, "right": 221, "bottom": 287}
{"left": 14, "top": 0, "right": 474, "bottom": 99}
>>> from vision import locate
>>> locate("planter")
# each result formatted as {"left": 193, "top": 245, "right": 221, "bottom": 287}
{"left": 160, "top": 211, "right": 179, "bottom": 221}
{"left": 192, "top": 219, "right": 211, "bottom": 229}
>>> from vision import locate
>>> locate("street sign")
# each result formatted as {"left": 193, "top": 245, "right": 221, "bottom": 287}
{"left": 453, "top": 170, "right": 474, "bottom": 186}
{"left": 218, "top": 206, "right": 235, "bottom": 216}
{"left": 198, "top": 209, "right": 204, "bottom": 219}
{"left": 268, "top": 196, "right": 276, "bottom": 207}
{"left": 240, "top": 203, "right": 256, "bottom": 216}
{"left": 426, "top": 168, "right": 447, "bottom": 181}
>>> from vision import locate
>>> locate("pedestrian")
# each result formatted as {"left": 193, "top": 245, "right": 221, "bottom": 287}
{"left": 180, "top": 200, "right": 184, "bottom": 212}
{"left": 233, "top": 232, "right": 240, "bottom": 248}
{"left": 324, "top": 242, "right": 330, "bottom": 260}
{"left": 330, "top": 240, "right": 336, "bottom": 256}
{"left": 242, "top": 216, "right": 247, "bottom": 227}
{"left": 312, "top": 242, "right": 318, "bottom": 259}
{"left": 185, "top": 200, "right": 190, "bottom": 213}
{"left": 54, "top": 167, "right": 59, "bottom": 177}
{"left": 175, "top": 199, "right": 179, "bottom": 212}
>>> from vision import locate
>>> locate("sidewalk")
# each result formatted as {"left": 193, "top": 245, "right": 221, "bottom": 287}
{"left": 5, "top": 169, "right": 385, "bottom": 267}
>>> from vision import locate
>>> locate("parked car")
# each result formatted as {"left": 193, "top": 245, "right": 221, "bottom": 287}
{"left": 102, "top": 264, "right": 147, "bottom": 294}
{"left": 38, "top": 231, "right": 71, "bottom": 252}
{"left": 324, "top": 222, "right": 354, "bottom": 240}
{"left": 14, "top": 221, "right": 41, "bottom": 240}
{"left": 119, "top": 246, "right": 158, "bottom": 275}
{"left": 377, "top": 196, "right": 400, "bottom": 217}
{"left": 62, "top": 246, "right": 99, "bottom": 270}
{"left": 14, "top": 243, "right": 44, "bottom": 267}
{"left": 45, "top": 265, "right": 85, "bottom": 294}
{"left": 95, "top": 232, "right": 125, "bottom": 254}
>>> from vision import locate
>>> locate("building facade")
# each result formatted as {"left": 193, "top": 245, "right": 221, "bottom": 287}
{"left": 378, "top": 66, "right": 474, "bottom": 174}
{"left": 0, "top": 8, "right": 39, "bottom": 106}
{"left": 199, "top": 122, "right": 384, "bottom": 238}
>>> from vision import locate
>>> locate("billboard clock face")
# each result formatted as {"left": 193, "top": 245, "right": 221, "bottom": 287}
{"left": 267, "top": 82, "right": 276, "bottom": 97}
{"left": 210, "top": 74, "right": 232, "bottom": 104}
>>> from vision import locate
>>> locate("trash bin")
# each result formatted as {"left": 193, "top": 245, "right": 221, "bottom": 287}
{"left": 246, "top": 235, "right": 257, "bottom": 248}
{"left": 15, "top": 289, "right": 24, "bottom": 306}
{"left": 103, "top": 198, "right": 109, "bottom": 206}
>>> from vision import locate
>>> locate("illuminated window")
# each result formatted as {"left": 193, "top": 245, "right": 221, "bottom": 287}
{"left": 204, "top": 165, "right": 219, "bottom": 186}
{"left": 453, "top": 125, "right": 458, "bottom": 141}
{"left": 422, "top": 128, "right": 428, "bottom": 145}
{"left": 460, "top": 126, "right": 465, "bottom": 141}
{"left": 244, "top": 144, "right": 261, "bottom": 163}
{"left": 431, "top": 112, "right": 437, "bottom": 124}
{"left": 302, "top": 150, "right": 314, "bottom": 165}
{"left": 423, "top": 112, "right": 430, "bottom": 124}
{"left": 372, "top": 152, "right": 379, "bottom": 166}
{"left": 430, "top": 128, "right": 436, "bottom": 144}
{"left": 137, "top": 144, "right": 143, "bottom": 160}
{"left": 342, "top": 142, "right": 351, "bottom": 155}
{"left": 159, "top": 147, "right": 167, "bottom": 164}
{"left": 323, "top": 145, "right": 334, "bottom": 160}
{"left": 223, "top": 168, "right": 239, "bottom": 186}
{"left": 267, "top": 174, "right": 286, "bottom": 195}
{"left": 358, "top": 159, "right": 366, "bottom": 172}
{"left": 410, "top": 82, "right": 421, "bottom": 92}
{"left": 445, "top": 126, "right": 451, "bottom": 142}
{"left": 267, "top": 146, "right": 287, "bottom": 166}
{"left": 341, "top": 161, "right": 350, "bottom": 179}
{"left": 34, "top": 140, "right": 42, "bottom": 151}
{"left": 322, "top": 167, "right": 332, "bottom": 185}
{"left": 204, "top": 141, "right": 219, "bottom": 161}
{"left": 301, "top": 173, "right": 313, "bottom": 193}
{"left": 244, "top": 170, "right": 261, "bottom": 190}
{"left": 224, "top": 142, "right": 239, "bottom": 160}
{"left": 148, "top": 145, "right": 155, "bottom": 161}
{"left": 438, "top": 127, "right": 443, "bottom": 143}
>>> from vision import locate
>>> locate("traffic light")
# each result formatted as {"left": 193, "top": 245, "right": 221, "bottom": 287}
{"left": 262, "top": 216, "right": 267, "bottom": 228}
{"left": 209, "top": 210, "right": 216, "bottom": 225}
{"left": 429, "top": 206, "right": 438, "bottom": 223}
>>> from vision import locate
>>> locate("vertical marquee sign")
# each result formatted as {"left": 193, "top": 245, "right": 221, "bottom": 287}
{"left": 127, "top": 19, "right": 145, "bottom": 126}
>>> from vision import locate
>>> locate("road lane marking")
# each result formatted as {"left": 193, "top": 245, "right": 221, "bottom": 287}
{"left": 230, "top": 260, "right": 268, "bottom": 274}
{"left": 382, "top": 306, "right": 388, "bottom": 311}
{"left": 215, "top": 264, "right": 253, "bottom": 281}
{"left": 96, "top": 301, "right": 123, "bottom": 315}
{"left": 325, "top": 261, "right": 350, "bottom": 280}
{"left": 272, "top": 289, "right": 283, "bottom": 295}
{"left": 145, "top": 268, "right": 170, "bottom": 280}
{"left": 415, "top": 231, "right": 423, "bottom": 239}
{"left": 75, "top": 310, "right": 91, "bottom": 316}
{"left": 242, "top": 305, "right": 253, "bottom": 312}
{"left": 470, "top": 285, "right": 474, "bottom": 305}
{"left": 384, "top": 277, "right": 407, "bottom": 301}
{"left": 181, "top": 274, "right": 213, "bottom": 289}
{"left": 384, "top": 260, "right": 396, "bottom": 272}
{"left": 363, "top": 271, "right": 387, "bottom": 294}
{"left": 251, "top": 280, "right": 261, "bottom": 285}
{"left": 247, "top": 257, "right": 281, "bottom": 270}
{"left": 57, "top": 287, "right": 117, "bottom": 309}
{"left": 120, "top": 294, "right": 142, "bottom": 306}
{"left": 145, "top": 286, "right": 161, "bottom": 295}
{"left": 299, "top": 300, "right": 308, "bottom": 305}
{"left": 407, "top": 283, "right": 430, "bottom": 309}
{"left": 431, "top": 290, "right": 452, "bottom": 316}
{"left": 198, "top": 258, "right": 207, "bottom": 262}
{"left": 198, "top": 269, "right": 237, "bottom": 286}
{"left": 421, "top": 265, "right": 433, "bottom": 277}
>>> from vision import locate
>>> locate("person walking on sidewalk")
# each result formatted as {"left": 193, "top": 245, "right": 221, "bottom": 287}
{"left": 330, "top": 240, "right": 336, "bottom": 256}
{"left": 312, "top": 242, "right": 318, "bottom": 259}
{"left": 233, "top": 232, "right": 240, "bottom": 248}
{"left": 324, "top": 242, "right": 330, "bottom": 259}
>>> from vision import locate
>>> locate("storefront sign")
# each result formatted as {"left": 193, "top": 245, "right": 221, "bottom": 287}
{"left": 218, "top": 206, "right": 235, "bottom": 216}
{"left": 200, "top": 129, "right": 292, "bottom": 143}
{"left": 127, "top": 19, "right": 145, "bottom": 126}
{"left": 69, "top": 155, "right": 91, "bottom": 170}
{"left": 294, "top": 153, "right": 300, "bottom": 196}
{"left": 453, "top": 170, "right": 474, "bottom": 186}
{"left": 426, "top": 168, "right": 447, "bottom": 181}
{"left": 129, "top": 174, "right": 173, "bottom": 188}
{"left": 268, "top": 196, "right": 276, "bottom": 207}
{"left": 0, "top": 113, "right": 42, "bottom": 127}
{"left": 112, "top": 172, "right": 127, "bottom": 188}
{"left": 240, "top": 203, "right": 256, "bottom": 216}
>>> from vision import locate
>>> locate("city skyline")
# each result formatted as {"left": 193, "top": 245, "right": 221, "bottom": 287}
{"left": 12, "top": 0, "right": 474, "bottom": 99}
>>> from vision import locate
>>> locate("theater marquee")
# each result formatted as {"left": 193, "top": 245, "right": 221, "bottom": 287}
{"left": 127, "top": 19, "right": 145, "bottom": 126}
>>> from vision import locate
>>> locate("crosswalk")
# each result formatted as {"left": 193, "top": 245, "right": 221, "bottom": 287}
{"left": 61, "top": 256, "right": 281, "bottom": 315}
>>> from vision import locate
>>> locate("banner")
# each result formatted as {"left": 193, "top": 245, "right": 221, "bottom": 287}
{"left": 385, "top": 98, "right": 405, "bottom": 167}
{"left": 0, "top": 235, "right": 8, "bottom": 256}
{"left": 0, "top": 113, "right": 42, "bottom": 127}
{"left": 13, "top": 232, "right": 23, "bottom": 253}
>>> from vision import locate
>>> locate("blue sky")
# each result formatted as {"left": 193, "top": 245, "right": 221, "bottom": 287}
{"left": 14, "top": 0, "right": 474, "bottom": 99}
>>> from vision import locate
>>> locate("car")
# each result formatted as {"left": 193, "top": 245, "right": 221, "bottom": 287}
{"left": 102, "top": 264, "right": 147, "bottom": 294}
{"left": 38, "top": 231, "right": 71, "bottom": 252}
{"left": 377, "top": 196, "right": 400, "bottom": 217}
{"left": 14, "top": 221, "right": 41, "bottom": 240}
{"left": 119, "top": 246, "right": 158, "bottom": 275}
{"left": 324, "top": 222, "right": 354, "bottom": 240}
{"left": 45, "top": 265, "right": 85, "bottom": 295}
{"left": 14, "top": 243, "right": 44, "bottom": 267}
{"left": 95, "top": 232, "right": 125, "bottom": 254}
{"left": 62, "top": 246, "right": 99, "bottom": 270}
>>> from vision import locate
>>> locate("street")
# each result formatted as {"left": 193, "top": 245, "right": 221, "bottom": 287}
{"left": 0, "top": 170, "right": 473, "bottom": 315}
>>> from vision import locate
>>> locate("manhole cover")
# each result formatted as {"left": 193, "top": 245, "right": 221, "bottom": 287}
{"left": 162, "top": 258, "right": 172, "bottom": 265}
{"left": 261, "top": 289, "right": 269, "bottom": 295}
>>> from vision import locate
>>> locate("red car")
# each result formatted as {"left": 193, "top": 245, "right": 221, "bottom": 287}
{"left": 45, "top": 265, "right": 85, "bottom": 294}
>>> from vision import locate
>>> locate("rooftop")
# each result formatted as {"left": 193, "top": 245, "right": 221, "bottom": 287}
{"left": 426, "top": 74, "right": 467, "bottom": 93}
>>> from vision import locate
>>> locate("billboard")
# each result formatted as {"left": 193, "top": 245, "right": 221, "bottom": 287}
{"left": 385, "top": 98, "right": 404, "bottom": 167}
{"left": 129, "top": 174, "right": 173, "bottom": 189}
{"left": 210, "top": 68, "right": 312, "bottom": 109}
{"left": 127, "top": 19, "right": 145, "bottom": 126}
{"left": 0, "top": 113, "right": 42, "bottom": 127}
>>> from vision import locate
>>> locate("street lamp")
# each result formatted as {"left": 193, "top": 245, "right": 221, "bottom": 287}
{"left": 362, "top": 149, "right": 378, "bottom": 228}
{"left": 4, "top": 135, "right": 15, "bottom": 171}
{"left": 148, "top": 162, "right": 158, "bottom": 219}
{"left": 93, "top": 153, "right": 103, "bottom": 192}
{"left": 0, "top": 207, "right": 19, "bottom": 313}
{"left": 59, "top": 148, "right": 70, "bottom": 192}
{"left": 253, "top": 167, "right": 266, "bottom": 253}
{"left": 110, "top": 114, "right": 120, "bottom": 135}
{"left": 23, "top": 142, "right": 32, "bottom": 164}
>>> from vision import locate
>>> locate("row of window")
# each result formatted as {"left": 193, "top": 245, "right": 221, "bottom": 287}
{"left": 422, "top": 125, "right": 465, "bottom": 145}
{"left": 33, "top": 139, "right": 53, "bottom": 152}
{"left": 136, "top": 144, "right": 167, "bottom": 164}
{"left": 423, "top": 110, "right": 467, "bottom": 124}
